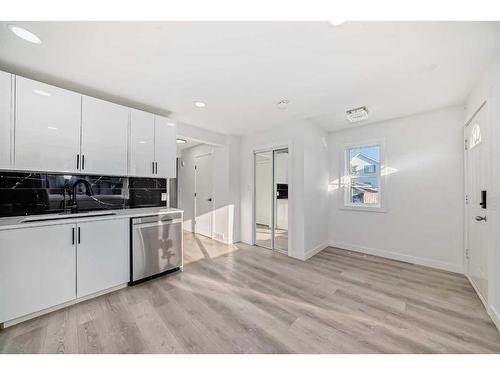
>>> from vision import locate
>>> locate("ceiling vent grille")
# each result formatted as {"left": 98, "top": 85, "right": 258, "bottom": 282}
{"left": 346, "top": 106, "right": 369, "bottom": 123}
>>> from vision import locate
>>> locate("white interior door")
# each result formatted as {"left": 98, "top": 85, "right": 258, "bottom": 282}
{"left": 195, "top": 153, "right": 213, "bottom": 238}
{"left": 465, "top": 103, "right": 489, "bottom": 303}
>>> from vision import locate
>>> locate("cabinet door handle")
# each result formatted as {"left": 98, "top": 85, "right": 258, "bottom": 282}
{"left": 155, "top": 162, "right": 158, "bottom": 174}
{"left": 76, "top": 154, "right": 80, "bottom": 170}
{"left": 152, "top": 161, "right": 155, "bottom": 174}
{"left": 77, "top": 227, "right": 81, "bottom": 244}
{"left": 82, "top": 155, "right": 85, "bottom": 170}
{"left": 72, "top": 227, "right": 75, "bottom": 245}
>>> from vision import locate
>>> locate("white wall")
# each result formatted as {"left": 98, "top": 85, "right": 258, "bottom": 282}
{"left": 465, "top": 58, "right": 500, "bottom": 329}
{"left": 303, "top": 123, "right": 330, "bottom": 256}
{"left": 328, "top": 107, "right": 465, "bottom": 273}
{"left": 178, "top": 135, "right": 240, "bottom": 244}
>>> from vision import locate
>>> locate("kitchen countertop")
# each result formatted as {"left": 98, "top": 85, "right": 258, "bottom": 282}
{"left": 0, "top": 207, "right": 184, "bottom": 231}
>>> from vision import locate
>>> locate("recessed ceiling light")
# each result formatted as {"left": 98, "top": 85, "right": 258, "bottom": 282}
{"left": 328, "top": 20, "right": 346, "bottom": 26}
{"left": 194, "top": 101, "right": 206, "bottom": 108}
{"left": 176, "top": 138, "right": 187, "bottom": 144}
{"left": 277, "top": 99, "right": 290, "bottom": 109}
{"left": 8, "top": 24, "right": 42, "bottom": 44}
{"left": 33, "top": 89, "right": 51, "bottom": 97}
{"left": 346, "top": 106, "right": 369, "bottom": 123}
{"left": 167, "top": 122, "right": 176, "bottom": 127}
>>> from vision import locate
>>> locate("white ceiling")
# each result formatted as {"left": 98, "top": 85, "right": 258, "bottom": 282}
{"left": 1, "top": 21, "right": 499, "bottom": 135}
{"left": 176, "top": 138, "right": 202, "bottom": 152}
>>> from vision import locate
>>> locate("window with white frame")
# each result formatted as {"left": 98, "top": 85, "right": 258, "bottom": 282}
{"left": 344, "top": 143, "right": 382, "bottom": 208}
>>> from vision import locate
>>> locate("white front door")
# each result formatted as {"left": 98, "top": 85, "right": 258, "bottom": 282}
{"left": 195, "top": 153, "right": 213, "bottom": 238}
{"left": 465, "top": 103, "right": 489, "bottom": 303}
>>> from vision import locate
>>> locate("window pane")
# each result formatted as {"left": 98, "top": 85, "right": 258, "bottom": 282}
{"left": 350, "top": 177, "right": 379, "bottom": 204}
{"left": 349, "top": 146, "right": 380, "bottom": 175}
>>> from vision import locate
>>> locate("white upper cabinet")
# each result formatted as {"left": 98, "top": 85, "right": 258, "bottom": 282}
{"left": 154, "top": 115, "right": 177, "bottom": 178}
{"left": 81, "top": 96, "right": 128, "bottom": 175}
{"left": 5, "top": 71, "right": 177, "bottom": 178}
{"left": 0, "top": 71, "right": 12, "bottom": 169}
{"left": 129, "top": 108, "right": 155, "bottom": 177}
{"left": 15, "top": 76, "right": 81, "bottom": 173}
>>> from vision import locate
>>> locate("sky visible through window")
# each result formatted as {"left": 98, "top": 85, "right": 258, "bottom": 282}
{"left": 349, "top": 146, "right": 380, "bottom": 162}
{"left": 349, "top": 145, "right": 381, "bottom": 195}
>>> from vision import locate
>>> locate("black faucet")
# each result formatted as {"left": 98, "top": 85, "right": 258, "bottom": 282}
{"left": 70, "top": 179, "right": 94, "bottom": 213}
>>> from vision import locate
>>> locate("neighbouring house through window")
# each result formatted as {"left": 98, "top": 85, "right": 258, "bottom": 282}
{"left": 344, "top": 143, "right": 382, "bottom": 208}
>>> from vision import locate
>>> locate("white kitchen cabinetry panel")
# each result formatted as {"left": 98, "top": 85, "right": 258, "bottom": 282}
{"left": 81, "top": 96, "right": 128, "bottom": 175}
{"left": 0, "top": 224, "right": 76, "bottom": 323}
{"left": 129, "top": 108, "right": 155, "bottom": 177}
{"left": 0, "top": 71, "right": 12, "bottom": 169}
{"left": 154, "top": 116, "right": 177, "bottom": 178}
{"left": 15, "top": 76, "right": 81, "bottom": 173}
{"left": 76, "top": 219, "right": 129, "bottom": 298}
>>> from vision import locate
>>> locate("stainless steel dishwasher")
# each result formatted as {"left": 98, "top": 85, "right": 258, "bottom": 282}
{"left": 130, "top": 212, "right": 183, "bottom": 285}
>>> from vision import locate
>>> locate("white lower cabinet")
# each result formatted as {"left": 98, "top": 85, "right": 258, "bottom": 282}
{"left": 76, "top": 219, "right": 129, "bottom": 298}
{"left": 0, "top": 224, "right": 77, "bottom": 323}
{"left": 0, "top": 218, "right": 130, "bottom": 324}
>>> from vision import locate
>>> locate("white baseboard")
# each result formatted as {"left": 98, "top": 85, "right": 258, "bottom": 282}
{"left": 291, "top": 241, "right": 329, "bottom": 261}
{"left": 466, "top": 274, "right": 488, "bottom": 309}
{"left": 328, "top": 241, "right": 463, "bottom": 274}
{"left": 2, "top": 283, "right": 127, "bottom": 328}
{"left": 489, "top": 305, "right": 500, "bottom": 333}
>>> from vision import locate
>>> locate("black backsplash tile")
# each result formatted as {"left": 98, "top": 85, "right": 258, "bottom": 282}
{"left": 0, "top": 171, "right": 167, "bottom": 218}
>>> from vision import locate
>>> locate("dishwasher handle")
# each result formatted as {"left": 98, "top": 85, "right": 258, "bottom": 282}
{"left": 132, "top": 214, "right": 181, "bottom": 225}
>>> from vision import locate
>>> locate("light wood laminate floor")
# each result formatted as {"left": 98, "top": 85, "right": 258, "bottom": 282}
{"left": 1, "top": 231, "right": 500, "bottom": 353}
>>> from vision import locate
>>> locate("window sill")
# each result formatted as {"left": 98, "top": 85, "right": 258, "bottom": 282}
{"left": 340, "top": 205, "right": 387, "bottom": 213}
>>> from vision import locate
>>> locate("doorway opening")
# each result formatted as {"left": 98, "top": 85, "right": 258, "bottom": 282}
{"left": 176, "top": 138, "right": 215, "bottom": 240}
{"left": 254, "top": 148, "right": 289, "bottom": 253}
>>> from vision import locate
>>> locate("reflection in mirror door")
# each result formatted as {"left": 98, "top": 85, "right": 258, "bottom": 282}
{"left": 255, "top": 151, "right": 273, "bottom": 249}
{"left": 273, "top": 149, "right": 288, "bottom": 253}
{"left": 254, "top": 148, "right": 288, "bottom": 253}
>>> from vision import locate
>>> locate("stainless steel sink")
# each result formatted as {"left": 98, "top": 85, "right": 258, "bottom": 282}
{"left": 21, "top": 211, "right": 116, "bottom": 223}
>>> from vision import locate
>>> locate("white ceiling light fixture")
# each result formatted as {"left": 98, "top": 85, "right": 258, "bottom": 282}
{"left": 346, "top": 106, "right": 369, "bottom": 123}
{"left": 328, "top": 20, "right": 346, "bottom": 26}
{"left": 167, "top": 122, "right": 176, "bottom": 127}
{"left": 33, "top": 89, "right": 51, "bottom": 97}
{"left": 194, "top": 101, "right": 206, "bottom": 108}
{"left": 176, "top": 138, "right": 187, "bottom": 144}
{"left": 277, "top": 99, "right": 290, "bottom": 109}
{"left": 7, "top": 24, "right": 42, "bottom": 44}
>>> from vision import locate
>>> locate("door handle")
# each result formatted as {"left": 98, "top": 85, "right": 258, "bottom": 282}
{"left": 77, "top": 227, "right": 81, "bottom": 243}
{"left": 155, "top": 162, "right": 158, "bottom": 174}
{"left": 76, "top": 154, "right": 79, "bottom": 170}
{"left": 81, "top": 154, "right": 85, "bottom": 170}
{"left": 152, "top": 161, "right": 155, "bottom": 174}
{"left": 207, "top": 198, "right": 212, "bottom": 202}
{"left": 475, "top": 215, "right": 487, "bottom": 222}
{"left": 72, "top": 227, "right": 75, "bottom": 245}
{"left": 480, "top": 190, "right": 487, "bottom": 209}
